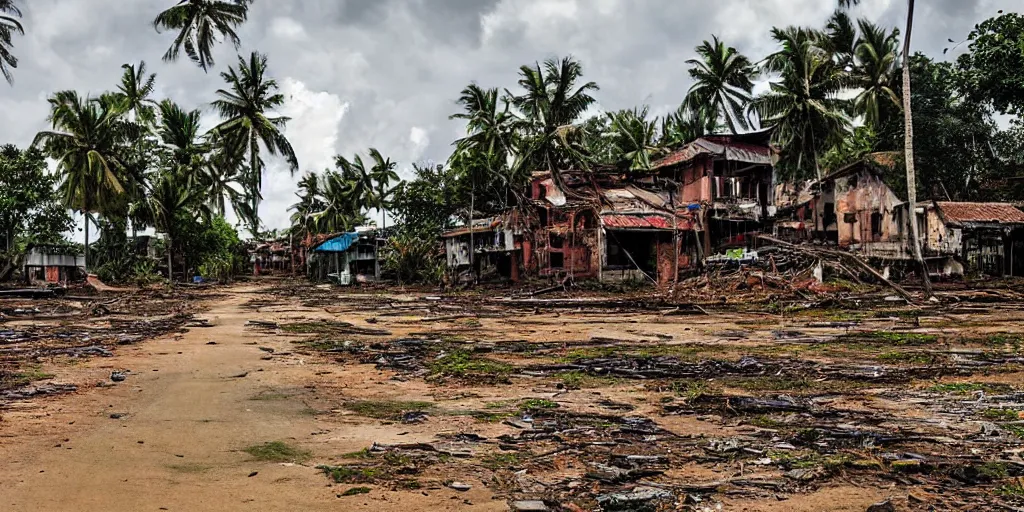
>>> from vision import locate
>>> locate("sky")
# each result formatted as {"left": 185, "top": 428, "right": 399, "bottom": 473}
{"left": 0, "top": 0, "right": 1015, "bottom": 239}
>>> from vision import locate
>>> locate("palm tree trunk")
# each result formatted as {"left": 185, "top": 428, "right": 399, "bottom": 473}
{"left": 469, "top": 181, "right": 476, "bottom": 284}
{"left": 902, "top": 0, "right": 933, "bottom": 298}
{"left": 167, "top": 236, "right": 173, "bottom": 281}
{"left": 83, "top": 213, "right": 90, "bottom": 273}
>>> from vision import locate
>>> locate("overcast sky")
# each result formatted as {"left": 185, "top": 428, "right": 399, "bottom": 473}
{"left": 0, "top": 0, "right": 1014, "bottom": 238}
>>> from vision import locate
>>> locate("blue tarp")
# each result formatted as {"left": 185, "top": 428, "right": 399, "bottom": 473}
{"left": 313, "top": 232, "right": 359, "bottom": 253}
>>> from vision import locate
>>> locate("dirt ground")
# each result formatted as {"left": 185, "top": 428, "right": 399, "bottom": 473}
{"left": 2, "top": 278, "right": 1024, "bottom": 511}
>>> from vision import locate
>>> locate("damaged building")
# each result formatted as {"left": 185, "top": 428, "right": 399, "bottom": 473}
{"left": 442, "top": 217, "right": 520, "bottom": 283}
{"left": 773, "top": 154, "right": 1024, "bottom": 277}
{"left": 442, "top": 131, "right": 775, "bottom": 285}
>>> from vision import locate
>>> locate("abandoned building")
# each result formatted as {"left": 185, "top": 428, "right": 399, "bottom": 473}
{"left": 774, "top": 154, "right": 908, "bottom": 259}
{"left": 442, "top": 217, "right": 520, "bottom": 283}
{"left": 23, "top": 244, "right": 85, "bottom": 284}
{"left": 441, "top": 131, "right": 775, "bottom": 285}
{"left": 307, "top": 228, "right": 381, "bottom": 285}
{"left": 922, "top": 202, "right": 1024, "bottom": 277}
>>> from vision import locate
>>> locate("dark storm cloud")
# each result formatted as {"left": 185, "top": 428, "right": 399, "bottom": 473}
{"left": 0, "top": 0, "right": 1017, "bottom": 233}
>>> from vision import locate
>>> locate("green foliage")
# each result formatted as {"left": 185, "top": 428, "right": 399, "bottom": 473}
{"left": 342, "top": 400, "right": 434, "bottom": 421}
{"left": 178, "top": 216, "right": 245, "bottom": 281}
{"left": 685, "top": 35, "right": 756, "bottom": 133}
{"left": 318, "top": 465, "right": 381, "bottom": 484}
{"left": 0, "top": 144, "right": 75, "bottom": 279}
{"left": 958, "top": 13, "right": 1024, "bottom": 117}
{"left": 153, "top": 0, "right": 253, "bottom": 72}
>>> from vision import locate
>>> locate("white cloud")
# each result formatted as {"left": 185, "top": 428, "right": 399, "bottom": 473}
{"left": 270, "top": 16, "right": 307, "bottom": 40}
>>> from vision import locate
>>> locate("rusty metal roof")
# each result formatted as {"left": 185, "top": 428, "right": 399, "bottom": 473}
{"left": 652, "top": 137, "right": 771, "bottom": 170}
{"left": 442, "top": 218, "right": 503, "bottom": 238}
{"left": 601, "top": 214, "right": 694, "bottom": 230}
{"left": 936, "top": 202, "right": 1024, "bottom": 226}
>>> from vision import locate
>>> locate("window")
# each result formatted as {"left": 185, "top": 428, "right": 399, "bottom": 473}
{"left": 824, "top": 203, "right": 836, "bottom": 226}
{"left": 871, "top": 211, "right": 883, "bottom": 239}
{"left": 550, "top": 252, "right": 564, "bottom": 268}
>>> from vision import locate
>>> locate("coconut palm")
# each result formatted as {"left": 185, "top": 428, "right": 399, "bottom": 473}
{"left": 116, "top": 62, "right": 159, "bottom": 125}
{"left": 661, "top": 103, "right": 722, "bottom": 147}
{"left": 752, "top": 27, "right": 851, "bottom": 180}
{"left": 605, "top": 107, "right": 661, "bottom": 171}
{"left": 368, "top": 148, "right": 399, "bottom": 230}
{"left": 210, "top": 51, "right": 298, "bottom": 232}
{"left": 852, "top": 20, "right": 901, "bottom": 130}
{"left": 0, "top": 0, "right": 23, "bottom": 84}
{"left": 506, "top": 57, "right": 599, "bottom": 193}
{"left": 33, "top": 91, "right": 138, "bottom": 269}
{"left": 146, "top": 169, "right": 208, "bottom": 279}
{"left": 203, "top": 135, "right": 247, "bottom": 217}
{"left": 823, "top": 10, "right": 857, "bottom": 68}
{"left": 153, "top": 0, "right": 253, "bottom": 72}
{"left": 684, "top": 36, "right": 756, "bottom": 133}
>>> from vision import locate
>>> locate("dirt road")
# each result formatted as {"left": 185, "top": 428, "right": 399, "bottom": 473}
{"left": 0, "top": 284, "right": 501, "bottom": 511}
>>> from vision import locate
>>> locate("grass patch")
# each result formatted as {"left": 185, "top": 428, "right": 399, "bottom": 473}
{"left": 429, "top": 350, "right": 513, "bottom": 382}
{"left": 929, "top": 382, "right": 1014, "bottom": 394}
{"left": 997, "top": 482, "right": 1024, "bottom": 498}
{"left": 556, "top": 371, "right": 620, "bottom": 389}
{"left": 481, "top": 452, "right": 521, "bottom": 470}
{"left": 10, "top": 366, "right": 54, "bottom": 387}
{"left": 243, "top": 441, "right": 311, "bottom": 463}
{"left": 340, "top": 486, "right": 372, "bottom": 496}
{"left": 341, "top": 448, "right": 373, "bottom": 459}
{"left": 470, "top": 411, "right": 515, "bottom": 423}
{"left": 983, "top": 408, "right": 1022, "bottom": 422}
{"left": 343, "top": 400, "right": 434, "bottom": 421}
{"left": 319, "top": 465, "right": 381, "bottom": 484}
{"left": 672, "top": 379, "right": 716, "bottom": 402}
{"left": 519, "top": 398, "right": 559, "bottom": 410}
{"left": 861, "top": 332, "right": 938, "bottom": 346}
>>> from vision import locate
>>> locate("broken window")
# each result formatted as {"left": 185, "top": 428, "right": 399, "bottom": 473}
{"left": 549, "top": 234, "right": 564, "bottom": 249}
{"left": 871, "top": 211, "right": 883, "bottom": 240}
{"left": 550, "top": 252, "right": 564, "bottom": 269}
{"left": 844, "top": 213, "right": 857, "bottom": 224}
{"left": 824, "top": 203, "right": 836, "bottom": 227}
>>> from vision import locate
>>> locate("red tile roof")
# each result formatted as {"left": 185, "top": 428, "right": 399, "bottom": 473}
{"left": 937, "top": 202, "right": 1024, "bottom": 225}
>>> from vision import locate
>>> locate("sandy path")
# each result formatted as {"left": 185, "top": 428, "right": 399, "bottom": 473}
{"left": 0, "top": 283, "right": 500, "bottom": 511}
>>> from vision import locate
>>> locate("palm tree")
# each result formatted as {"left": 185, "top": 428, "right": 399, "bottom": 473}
{"left": 116, "top": 62, "right": 158, "bottom": 125}
{"left": 368, "top": 148, "right": 399, "bottom": 231}
{"left": 33, "top": 91, "right": 137, "bottom": 269}
{"left": 837, "top": 0, "right": 932, "bottom": 296}
{"left": 0, "top": 0, "right": 23, "bottom": 84}
{"left": 211, "top": 51, "right": 298, "bottom": 233}
{"left": 851, "top": 20, "right": 901, "bottom": 129}
{"left": 823, "top": 10, "right": 857, "bottom": 68}
{"left": 661, "top": 103, "right": 721, "bottom": 147}
{"left": 203, "top": 135, "right": 247, "bottom": 217}
{"left": 289, "top": 172, "right": 326, "bottom": 239}
{"left": 606, "top": 107, "right": 661, "bottom": 171}
{"left": 507, "top": 57, "right": 599, "bottom": 194}
{"left": 153, "top": 0, "right": 253, "bottom": 72}
{"left": 684, "top": 36, "right": 756, "bottom": 133}
{"left": 751, "top": 27, "right": 851, "bottom": 180}
{"left": 146, "top": 169, "right": 207, "bottom": 279}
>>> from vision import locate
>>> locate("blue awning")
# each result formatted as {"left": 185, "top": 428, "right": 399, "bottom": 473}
{"left": 313, "top": 232, "right": 360, "bottom": 253}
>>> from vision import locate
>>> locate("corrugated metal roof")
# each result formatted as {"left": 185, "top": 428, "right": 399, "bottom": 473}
{"left": 652, "top": 137, "right": 771, "bottom": 170}
{"left": 936, "top": 202, "right": 1024, "bottom": 226}
{"left": 442, "top": 218, "right": 503, "bottom": 238}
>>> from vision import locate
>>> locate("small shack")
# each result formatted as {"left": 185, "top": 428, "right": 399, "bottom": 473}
{"left": 309, "top": 228, "right": 381, "bottom": 285}
{"left": 442, "top": 218, "right": 520, "bottom": 283}
{"left": 24, "top": 244, "right": 85, "bottom": 284}
{"left": 923, "top": 202, "right": 1024, "bottom": 276}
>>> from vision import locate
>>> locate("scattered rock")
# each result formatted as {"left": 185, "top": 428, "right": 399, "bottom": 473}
{"left": 248, "top": 471, "right": 259, "bottom": 478}
{"left": 511, "top": 501, "right": 549, "bottom": 511}
{"left": 229, "top": 372, "right": 249, "bottom": 379}
{"left": 109, "top": 413, "right": 126, "bottom": 419}
{"left": 866, "top": 500, "right": 895, "bottom": 512}
{"left": 206, "top": 341, "right": 218, "bottom": 345}
{"left": 401, "top": 411, "right": 430, "bottom": 424}
{"left": 449, "top": 482, "right": 472, "bottom": 491}
{"left": 596, "top": 486, "right": 674, "bottom": 511}
{"left": 110, "top": 371, "right": 127, "bottom": 382}
{"left": 258, "top": 347, "right": 275, "bottom": 353}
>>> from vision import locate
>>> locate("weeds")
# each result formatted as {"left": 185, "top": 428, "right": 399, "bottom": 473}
{"left": 983, "top": 408, "right": 1021, "bottom": 422}
{"left": 519, "top": 398, "right": 559, "bottom": 410}
{"left": 343, "top": 400, "right": 434, "bottom": 421}
{"left": 429, "top": 350, "right": 513, "bottom": 382}
{"left": 319, "top": 465, "right": 381, "bottom": 484}
{"left": 243, "top": 441, "right": 311, "bottom": 463}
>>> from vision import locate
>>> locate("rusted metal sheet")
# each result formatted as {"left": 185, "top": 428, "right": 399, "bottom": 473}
{"left": 601, "top": 214, "right": 694, "bottom": 231}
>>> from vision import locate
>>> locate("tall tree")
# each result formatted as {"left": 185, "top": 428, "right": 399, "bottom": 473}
{"left": 0, "top": 0, "right": 22, "bottom": 84}
{"left": 210, "top": 51, "right": 298, "bottom": 233}
{"left": 851, "top": 20, "right": 902, "bottom": 129}
{"left": 684, "top": 36, "right": 756, "bottom": 133}
{"left": 116, "top": 62, "right": 158, "bottom": 125}
{"left": 823, "top": 10, "right": 857, "bottom": 68}
{"left": 661, "top": 103, "right": 721, "bottom": 148}
{"left": 957, "top": 12, "right": 1024, "bottom": 117}
{"left": 605, "top": 107, "right": 661, "bottom": 171}
{"left": 507, "top": 57, "right": 599, "bottom": 194}
{"left": 368, "top": 148, "right": 399, "bottom": 231}
{"left": 153, "top": 0, "right": 253, "bottom": 72}
{"left": 33, "top": 91, "right": 137, "bottom": 269}
{"left": 752, "top": 27, "right": 851, "bottom": 180}
{"left": 899, "top": 0, "right": 932, "bottom": 297}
